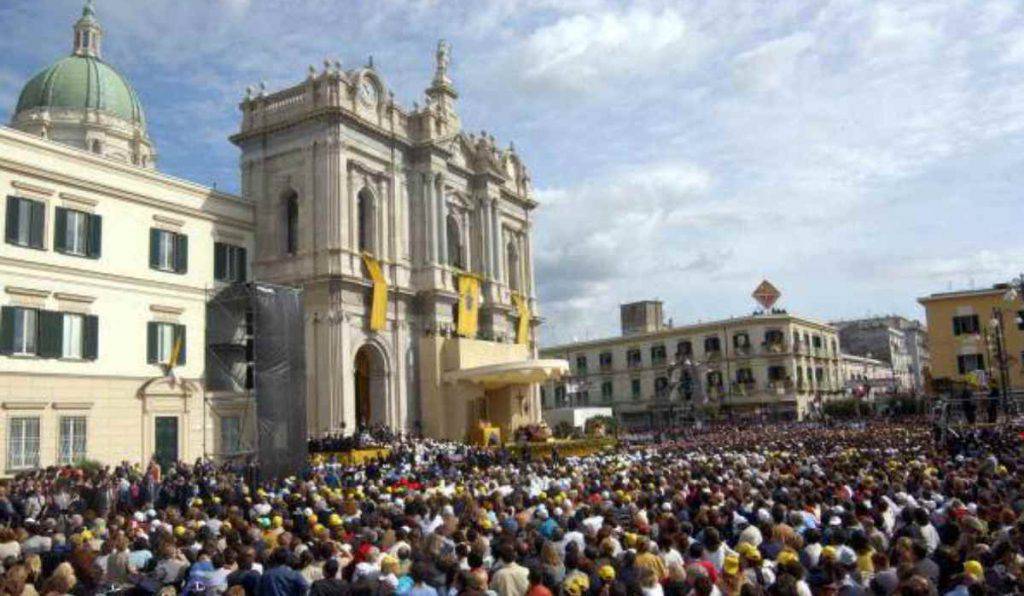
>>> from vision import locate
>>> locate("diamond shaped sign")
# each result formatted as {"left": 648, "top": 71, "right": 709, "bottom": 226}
{"left": 752, "top": 280, "right": 781, "bottom": 310}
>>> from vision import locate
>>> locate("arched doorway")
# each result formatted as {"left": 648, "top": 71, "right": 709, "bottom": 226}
{"left": 353, "top": 344, "right": 389, "bottom": 431}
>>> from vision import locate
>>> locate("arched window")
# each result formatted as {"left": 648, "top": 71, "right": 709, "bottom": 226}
{"left": 507, "top": 241, "right": 521, "bottom": 293}
{"left": 446, "top": 213, "right": 463, "bottom": 269}
{"left": 91, "top": 140, "right": 102, "bottom": 154}
{"left": 283, "top": 190, "right": 299, "bottom": 255}
{"left": 358, "top": 188, "right": 375, "bottom": 254}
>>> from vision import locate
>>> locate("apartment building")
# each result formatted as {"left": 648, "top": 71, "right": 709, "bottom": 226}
{"left": 541, "top": 301, "right": 842, "bottom": 427}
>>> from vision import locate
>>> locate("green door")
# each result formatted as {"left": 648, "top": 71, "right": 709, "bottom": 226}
{"left": 154, "top": 416, "right": 179, "bottom": 468}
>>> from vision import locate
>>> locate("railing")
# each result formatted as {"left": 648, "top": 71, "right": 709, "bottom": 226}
{"left": 705, "top": 349, "right": 722, "bottom": 360}
{"left": 734, "top": 344, "right": 753, "bottom": 356}
{"left": 761, "top": 341, "right": 787, "bottom": 354}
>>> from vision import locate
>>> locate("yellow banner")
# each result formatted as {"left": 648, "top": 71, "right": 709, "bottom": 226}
{"left": 361, "top": 253, "right": 388, "bottom": 331}
{"left": 457, "top": 274, "right": 481, "bottom": 338}
{"left": 513, "top": 293, "right": 531, "bottom": 345}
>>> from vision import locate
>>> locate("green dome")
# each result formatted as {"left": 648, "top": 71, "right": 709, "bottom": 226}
{"left": 15, "top": 55, "right": 146, "bottom": 129}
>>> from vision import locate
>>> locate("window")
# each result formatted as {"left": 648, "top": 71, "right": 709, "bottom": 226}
{"left": 58, "top": 416, "right": 87, "bottom": 464}
{"left": 554, "top": 384, "right": 566, "bottom": 406}
{"left": 575, "top": 355, "right": 588, "bottom": 374}
{"left": 651, "top": 344, "right": 666, "bottom": 365}
{"left": 62, "top": 313, "right": 83, "bottom": 359}
{"left": 446, "top": 214, "right": 463, "bottom": 269}
{"left": 812, "top": 335, "right": 823, "bottom": 348}
{"left": 1016, "top": 311, "right": 1024, "bottom": 331}
{"left": 221, "top": 416, "right": 241, "bottom": 455}
{"left": 627, "top": 349, "right": 642, "bottom": 368}
{"left": 704, "top": 336, "right": 721, "bottom": 353}
{"left": 507, "top": 241, "right": 521, "bottom": 293}
{"left": 631, "top": 378, "right": 642, "bottom": 398}
{"left": 736, "top": 368, "right": 754, "bottom": 383}
{"left": 768, "top": 366, "right": 788, "bottom": 382}
{"left": 4, "top": 196, "right": 45, "bottom": 249}
{"left": 578, "top": 390, "right": 590, "bottom": 406}
{"left": 957, "top": 354, "right": 985, "bottom": 375}
{"left": 55, "top": 208, "right": 100, "bottom": 258}
{"left": 601, "top": 381, "right": 613, "bottom": 402}
{"left": 599, "top": 352, "right": 613, "bottom": 370}
{"left": 1, "top": 308, "right": 97, "bottom": 360}
{"left": 147, "top": 322, "right": 186, "bottom": 366}
{"left": 815, "top": 367, "right": 824, "bottom": 382}
{"left": 952, "top": 315, "right": 980, "bottom": 336}
{"left": 149, "top": 228, "right": 188, "bottom": 273}
{"left": 7, "top": 417, "right": 39, "bottom": 470}
{"left": 707, "top": 371, "right": 723, "bottom": 388}
{"left": 5, "top": 307, "right": 37, "bottom": 356}
{"left": 655, "top": 376, "right": 669, "bottom": 397}
{"left": 677, "top": 340, "right": 693, "bottom": 358}
{"left": 358, "top": 189, "right": 375, "bottom": 254}
{"left": 733, "top": 332, "right": 751, "bottom": 349}
{"left": 214, "top": 242, "right": 247, "bottom": 282}
{"left": 764, "top": 329, "right": 784, "bottom": 345}
{"left": 285, "top": 192, "right": 299, "bottom": 255}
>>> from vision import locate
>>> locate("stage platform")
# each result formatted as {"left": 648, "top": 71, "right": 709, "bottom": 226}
{"left": 309, "top": 437, "right": 617, "bottom": 466}
{"left": 310, "top": 448, "right": 392, "bottom": 465}
{"left": 498, "top": 437, "right": 617, "bottom": 458}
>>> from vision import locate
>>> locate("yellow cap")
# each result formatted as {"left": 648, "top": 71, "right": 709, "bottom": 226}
{"left": 174, "top": 526, "right": 186, "bottom": 537}
{"left": 598, "top": 566, "right": 615, "bottom": 581}
{"left": 964, "top": 560, "right": 983, "bottom": 580}
{"left": 724, "top": 554, "right": 740, "bottom": 575}
{"left": 272, "top": 515, "right": 283, "bottom": 528}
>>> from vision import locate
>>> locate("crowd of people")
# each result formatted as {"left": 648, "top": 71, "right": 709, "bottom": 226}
{"left": 0, "top": 420, "right": 1020, "bottom": 595}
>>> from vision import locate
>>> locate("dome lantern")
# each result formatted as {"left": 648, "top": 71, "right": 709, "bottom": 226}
{"left": 74, "top": 0, "right": 103, "bottom": 58}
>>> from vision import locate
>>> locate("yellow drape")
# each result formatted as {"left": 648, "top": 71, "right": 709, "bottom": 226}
{"left": 361, "top": 253, "right": 388, "bottom": 331}
{"left": 457, "top": 274, "right": 481, "bottom": 338}
{"left": 513, "top": 293, "right": 531, "bottom": 345}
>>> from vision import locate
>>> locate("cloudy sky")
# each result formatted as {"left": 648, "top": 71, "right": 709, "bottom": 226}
{"left": 2, "top": 0, "right": 1023, "bottom": 345}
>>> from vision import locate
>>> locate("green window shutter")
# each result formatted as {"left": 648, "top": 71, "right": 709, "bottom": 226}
{"left": 214, "top": 242, "right": 226, "bottom": 281}
{"left": 38, "top": 311, "right": 64, "bottom": 358}
{"left": 83, "top": 315, "right": 98, "bottom": 360}
{"left": 54, "top": 207, "right": 67, "bottom": 253}
{"left": 174, "top": 233, "right": 188, "bottom": 274}
{"left": 5, "top": 197, "right": 19, "bottom": 244}
{"left": 87, "top": 214, "right": 102, "bottom": 259}
{"left": 0, "top": 306, "right": 15, "bottom": 355}
{"left": 149, "top": 229, "right": 160, "bottom": 269}
{"left": 28, "top": 200, "right": 45, "bottom": 249}
{"left": 238, "top": 247, "right": 248, "bottom": 281}
{"left": 146, "top": 321, "right": 158, "bottom": 364}
{"left": 175, "top": 324, "right": 187, "bottom": 365}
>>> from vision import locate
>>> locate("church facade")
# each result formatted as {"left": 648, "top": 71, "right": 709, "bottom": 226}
{"left": 232, "top": 43, "right": 564, "bottom": 441}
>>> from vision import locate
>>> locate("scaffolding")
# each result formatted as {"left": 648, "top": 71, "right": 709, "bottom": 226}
{"left": 205, "top": 282, "right": 307, "bottom": 478}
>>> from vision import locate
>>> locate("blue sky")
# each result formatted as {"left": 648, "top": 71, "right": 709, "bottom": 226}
{"left": 2, "top": 0, "right": 1023, "bottom": 345}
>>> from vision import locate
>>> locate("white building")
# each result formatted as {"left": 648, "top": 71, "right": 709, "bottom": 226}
{"left": 839, "top": 352, "right": 893, "bottom": 400}
{"left": 833, "top": 316, "right": 929, "bottom": 393}
{"left": 0, "top": 4, "right": 254, "bottom": 471}
{"left": 541, "top": 301, "right": 843, "bottom": 426}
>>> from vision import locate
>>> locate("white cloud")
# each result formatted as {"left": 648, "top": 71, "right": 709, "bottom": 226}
{"left": 510, "top": 6, "right": 701, "bottom": 95}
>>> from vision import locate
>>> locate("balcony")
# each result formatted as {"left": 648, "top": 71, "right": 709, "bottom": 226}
{"left": 768, "top": 379, "right": 794, "bottom": 393}
{"left": 731, "top": 381, "right": 757, "bottom": 396}
{"left": 734, "top": 344, "right": 754, "bottom": 357}
{"left": 761, "top": 341, "right": 787, "bottom": 355}
{"left": 705, "top": 349, "right": 722, "bottom": 360}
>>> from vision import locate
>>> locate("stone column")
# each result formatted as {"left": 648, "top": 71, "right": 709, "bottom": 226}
{"left": 525, "top": 222, "right": 536, "bottom": 299}
{"left": 436, "top": 175, "right": 448, "bottom": 267}
{"left": 480, "top": 198, "right": 492, "bottom": 278}
{"left": 491, "top": 201, "right": 503, "bottom": 284}
{"left": 425, "top": 173, "right": 437, "bottom": 264}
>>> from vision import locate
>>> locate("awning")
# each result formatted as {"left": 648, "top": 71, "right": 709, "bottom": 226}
{"left": 444, "top": 359, "right": 569, "bottom": 389}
